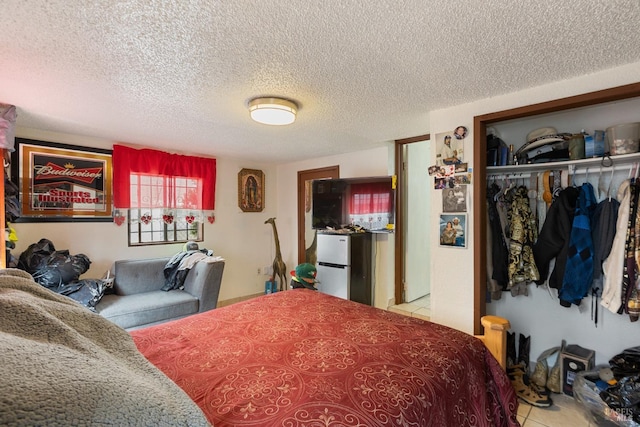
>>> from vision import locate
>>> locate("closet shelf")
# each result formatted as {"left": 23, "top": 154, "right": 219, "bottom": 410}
{"left": 486, "top": 152, "right": 640, "bottom": 174}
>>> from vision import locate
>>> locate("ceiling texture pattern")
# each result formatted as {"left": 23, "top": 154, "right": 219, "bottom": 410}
{"left": 2, "top": 0, "right": 640, "bottom": 162}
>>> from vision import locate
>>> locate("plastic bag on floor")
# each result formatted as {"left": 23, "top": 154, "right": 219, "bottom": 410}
{"left": 574, "top": 368, "right": 640, "bottom": 426}
{"left": 18, "top": 238, "right": 57, "bottom": 273}
{"left": 58, "top": 279, "right": 108, "bottom": 311}
{"left": 32, "top": 252, "right": 91, "bottom": 290}
{"left": 611, "top": 347, "right": 640, "bottom": 379}
{"left": 601, "top": 376, "right": 640, "bottom": 418}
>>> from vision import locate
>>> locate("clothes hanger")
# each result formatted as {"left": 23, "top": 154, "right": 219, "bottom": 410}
{"left": 584, "top": 167, "right": 589, "bottom": 186}
{"left": 629, "top": 162, "right": 638, "bottom": 185}
{"left": 494, "top": 176, "right": 512, "bottom": 201}
{"left": 597, "top": 162, "right": 606, "bottom": 200}
{"left": 606, "top": 165, "right": 615, "bottom": 201}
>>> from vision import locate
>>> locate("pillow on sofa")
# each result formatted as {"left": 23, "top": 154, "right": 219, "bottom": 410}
{"left": 0, "top": 269, "right": 209, "bottom": 427}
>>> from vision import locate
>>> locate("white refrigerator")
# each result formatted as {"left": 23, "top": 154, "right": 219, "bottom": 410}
{"left": 316, "top": 233, "right": 373, "bottom": 305}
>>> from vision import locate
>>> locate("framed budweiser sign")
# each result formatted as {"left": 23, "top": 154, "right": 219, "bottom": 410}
{"left": 12, "top": 138, "right": 113, "bottom": 222}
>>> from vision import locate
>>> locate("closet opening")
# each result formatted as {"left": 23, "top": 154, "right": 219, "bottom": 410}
{"left": 472, "top": 82, "right": 640, "bottom": 335}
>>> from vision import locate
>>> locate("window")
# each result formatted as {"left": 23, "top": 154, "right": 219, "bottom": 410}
{"left": 112, "top": 145, "right": 216, "bottom": 246}
{"left": 348, "top": 182, "right": 393, "bottom": 230}
{"left": 128, "top": 174, "right": 203, "bottom": 246}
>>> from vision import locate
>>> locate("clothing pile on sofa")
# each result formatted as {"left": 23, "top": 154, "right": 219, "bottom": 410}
{"left": 486, "top": 173, "right": 640, "bottom": 324}
{"left": 162, "top": 241, "right": 215, "bottom": 291}
{"left": 17, "top": 238, "right": 108, "bottom": 311}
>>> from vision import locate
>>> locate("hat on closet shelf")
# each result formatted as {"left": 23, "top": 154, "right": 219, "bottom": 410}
{"left": 526, "top": 127, "right": 566, "bottom": 146}
{"left": 515, "top": 127, "right": 572, "bottom": 159}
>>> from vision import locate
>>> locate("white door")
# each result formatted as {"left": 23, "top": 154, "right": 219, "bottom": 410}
{"left": 404, "top": 140, "right": 431, "bottom": 302}
{"left": 317, "top": 264, "right": 350, "bottom": 300}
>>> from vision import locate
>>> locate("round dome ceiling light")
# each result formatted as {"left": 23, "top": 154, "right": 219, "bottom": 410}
{"left": 249, "top": 97, "right": 297, "bottom": 125}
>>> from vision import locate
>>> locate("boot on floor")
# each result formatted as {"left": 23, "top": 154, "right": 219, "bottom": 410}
{"left": 507, "top": 364, "right": 553, "bottom": 407}
{"left": 507, "top": 331, "right": 517, "bottom": 368}
{"left": 518, "top": 333, "right": 531, "bottom": 372}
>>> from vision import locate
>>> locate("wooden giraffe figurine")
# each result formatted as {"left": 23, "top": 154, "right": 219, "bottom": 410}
{"left": 265, "top": 217, "right": 287, "bottom": 291}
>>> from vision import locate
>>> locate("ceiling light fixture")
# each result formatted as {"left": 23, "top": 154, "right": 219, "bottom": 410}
{"left": 249, "top": 97, "right": 297, "bottom": 125}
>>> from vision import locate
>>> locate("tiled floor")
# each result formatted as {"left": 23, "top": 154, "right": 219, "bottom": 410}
{"left": 387, "top": 293, "right": 431, "bottom": 320}
{"left": 387, "top": 295, "right": 603, "bottom": 426}
{"left": 517, "top": 393, "right": 596, "bottom": 426}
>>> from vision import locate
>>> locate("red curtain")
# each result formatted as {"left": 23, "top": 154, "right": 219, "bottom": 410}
{"left": 349, "top": 182, "right": 391, "bottom": 214}
{"left": 112, "top": 144, "right": 217, "bottom": 210}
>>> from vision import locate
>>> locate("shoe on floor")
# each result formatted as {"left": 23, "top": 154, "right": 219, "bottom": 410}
{"left": 511, "top": 364, "right": 551, "bottom": 397}
{"left": 507, "top": 364, "right": 553, "bottom": 407}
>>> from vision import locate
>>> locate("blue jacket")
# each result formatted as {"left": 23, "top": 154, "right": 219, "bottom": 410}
{"left": 559, "top": 183, "right": 597, "bottom": 307}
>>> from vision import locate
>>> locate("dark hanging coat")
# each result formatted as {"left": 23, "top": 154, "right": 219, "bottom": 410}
{"left": 487, "top": 183, "right": 509, "bottom": 290}
{"left": 533, "top": 186, "right": 579, "bottom": 290}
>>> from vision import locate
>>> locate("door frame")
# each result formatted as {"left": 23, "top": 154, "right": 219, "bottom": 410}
{"left": 394, "top": 134, "right": 430, "bottom": 305}
{"left": 297, "top": 166, "right": 340, "bottom": 263}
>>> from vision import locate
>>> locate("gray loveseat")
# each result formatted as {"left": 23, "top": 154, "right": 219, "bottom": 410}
{"left": 95, "top": 256, "right": 224, "bottom": 330}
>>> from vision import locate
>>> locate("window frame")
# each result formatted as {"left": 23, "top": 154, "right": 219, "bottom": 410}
{"left": 126, "top": 173, "right": 204, "bottom": 247}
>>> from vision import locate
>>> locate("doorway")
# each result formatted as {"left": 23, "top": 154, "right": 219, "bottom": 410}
{"left": 394, "top": 133, "right": 430, "bottom": 306}
{"left": 297, "top": 166, "right": 340, "bottom": 264}
{"left": 404, "top": 139, "right": 431, "bottom": 303}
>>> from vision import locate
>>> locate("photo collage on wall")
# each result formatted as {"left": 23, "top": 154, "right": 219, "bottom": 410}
{"left": 430, "top": 125, "right": 470, "bottom": 248}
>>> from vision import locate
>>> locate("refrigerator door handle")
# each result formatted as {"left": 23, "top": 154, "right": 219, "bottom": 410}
{"left": 318, "top": 261, "right": 347, "bottom": 269}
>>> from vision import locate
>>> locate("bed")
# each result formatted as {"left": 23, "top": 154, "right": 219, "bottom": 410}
{"left": 0, "top": 268, "right": 517, "bottom": 426}
{"left": 131, "top": 289, "right": 519, "bottom": 426}
{"left": 0, "top": 268, "right": 210, "bottom": 426}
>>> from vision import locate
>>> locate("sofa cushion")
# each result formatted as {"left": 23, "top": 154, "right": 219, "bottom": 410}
{"left": 97, "top": 290, "right": 198, "bottom": 329}
{"left": 113, "top": 258, "right": 170, "bottom": 295}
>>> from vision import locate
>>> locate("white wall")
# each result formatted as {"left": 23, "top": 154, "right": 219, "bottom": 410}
{"left": 275, "top": 145, "right": 395, "bottom": 309}
{"left": 428, "top": 60, "right": 640, "bottom": 365}
{"left": 12, "top": 128, "right": 280, "bottom": 302}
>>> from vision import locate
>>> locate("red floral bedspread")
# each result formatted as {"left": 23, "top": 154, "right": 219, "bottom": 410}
{"left": 132, "top": 289, "right": 519, "bottom": 427}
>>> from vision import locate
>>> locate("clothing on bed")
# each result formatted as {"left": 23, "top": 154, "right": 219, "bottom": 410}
{"left": 132, "top": 289, "right": 519, "bottom": 427}
{"left": 0, "top": 268, "right": 210, "bottom": 427}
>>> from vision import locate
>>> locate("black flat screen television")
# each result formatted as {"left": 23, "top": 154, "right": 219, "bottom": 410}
{"left": 311, "top": 176, "right": 395, "bottom": 232}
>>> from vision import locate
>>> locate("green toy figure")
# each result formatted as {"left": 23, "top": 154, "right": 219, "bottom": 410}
{"left": 290, "top": 263, "right": 319, "bottom": 290}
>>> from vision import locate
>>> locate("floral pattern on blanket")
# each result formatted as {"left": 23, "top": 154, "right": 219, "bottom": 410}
{"left": 132, "top": 289, "right": 519, "bottom": 427}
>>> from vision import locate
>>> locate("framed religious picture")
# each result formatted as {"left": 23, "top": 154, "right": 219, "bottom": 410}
{"left": 238, "top": 168, "right": 264, "bottom": 212}
{"left": 439, "top": 213, "right": 467, "bottom": 248}
{"left": 11, "top": 138, "right": 113, "bottom": 222}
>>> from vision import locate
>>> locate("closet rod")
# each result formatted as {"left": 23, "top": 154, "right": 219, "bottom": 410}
{"left": 488, "top": 173, "right": 532, "bottom": 180}
{"left": 488, "top": 162, "right": 639, "bottom": 181}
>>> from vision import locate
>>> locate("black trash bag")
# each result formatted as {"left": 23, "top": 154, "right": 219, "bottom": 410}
{"left": 600, "top": 375, "right": 640, "bottom": 423}
{"left": 58, "top": 279, "right": 107, "bottom": 311}
{"left": 32, "top": 252, "right": 91, "bottom": 290}
{"left": 31, "top": 251, "right": 74, "bottom": 289}
{"left": 69, "top": 253, "right": 91, "bottom": 277}
{"left": 610, "top": 346, "right": 640, "bottom": 379}
{"left": 18, "top": 238, "right": 57, "bottom": 273}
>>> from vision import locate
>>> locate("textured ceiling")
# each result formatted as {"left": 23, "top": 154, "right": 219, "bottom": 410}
{"left": 2, "top": 0, "right": 640, "bottom": 163}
